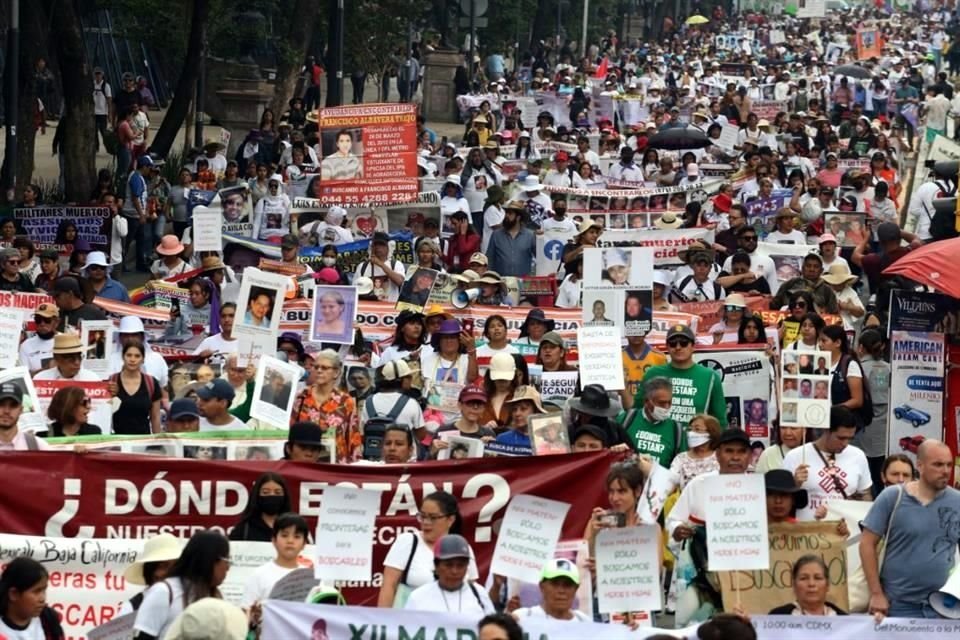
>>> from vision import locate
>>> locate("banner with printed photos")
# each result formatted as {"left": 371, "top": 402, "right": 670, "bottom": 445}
{"left": 291, "top": 191, "right": 441, "bottom": 241}
{"left": 298, "top": 230, "right": 415, "bottom": 275}
{"left": 755, "top": 241, "right": 818, "bottom": 284}
{"left": 779, "top": 350, "right": 832, "bottom": 429}
{"left": 821, "top": 212, "right": 868, "bottom": 247}
{"left": 549, "top": 180, "right": 721, "bottom": 217}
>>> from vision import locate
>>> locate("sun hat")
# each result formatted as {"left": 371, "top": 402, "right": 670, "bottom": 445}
{"left": 540, "top": 557, "right": 580, "bottom": 585}
{"left": 821, "top": 262, "right": 858, "bottom": 286}
{"left": 430, "top": 318, "right": 462, "bottom": 350}
{"left": 123, "top": 533, "right": 182, "bottom": 585}
{"left": 475, "top": 270, "right": 504, "bottom": 286}
{"left": 519, "top": 308, "right": 556, "bottom": 337}
{"left": 423, "top": 304, "right": 453, "bottom": 320}
{"left": 83, "top": 251, "right": 110, "bottom": 270}
{"left": 201, "top": 255, "right": 226, "bottom": 272}
{"left": 568, "top": 384, "right": 619, "bottom": 418}
{"left": 53, "top": 332, "right": 84, "bottom": 355}
{"left": 818, "top": 233, "right": 838, "bottom": 245}
{"left": 725, "top": 293, "right": 748, "bottom": 309}
{"left": 118, "top": 316, "right": 145, "bottom": 334}
{"left": 488, "top": 352, "right": 517, "bottom": 381}
{"left": 519, "top": 175, "right": 543, "bottom": 192}
{"left": 575, "top": 219, "right": 603, "bottom": 236}
{"left": 288, "top": 421, "right": 325, "bottom": 446}
{"left": 164, "top": 598, "right": 248, "bottom": 640}
{"left": 156, "top": 234, "right": 185, "bottom": 256}
{"left": 468, "top": 252, "right": 489, "bottom": 266}
{"left": 504, "top": 385, "right": 545, "bottom": 413}
{"left": 677, "top": 240, "right": 714, "bottom": 263}
{"left": 654, "top": 212, "right": 683, "bottom": 229}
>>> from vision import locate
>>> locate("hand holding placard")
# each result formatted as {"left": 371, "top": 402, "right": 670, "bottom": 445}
{"left": 490, "top": 494, "right": 571, "bottom": 585}
{"left": 595, "top": 525, "right": 662, "bottom": 614}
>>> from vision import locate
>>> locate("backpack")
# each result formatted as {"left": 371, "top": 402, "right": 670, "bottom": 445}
{"left": 676, "top": 274, "right": 722, "bottom": 301}
{"left": 831, "top": 354, "right": 873, "bottom": 429}
{"left": 362, "top": 394, "right": 413, "bottom": 460}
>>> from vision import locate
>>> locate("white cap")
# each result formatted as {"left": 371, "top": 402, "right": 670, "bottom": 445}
{"left": 686, "top": 163, "right": 699, "bottom": 176}
{"left": 489, "top": 352, "right": 517, "bottom": 381}
{"left": 326, "top": 205, "right": 347, "bottom": 225}
{"left": 84, "top": 251, "right": 110, "bottom": 269}
{"left": 119, "top": 316, "right": 145, "bottom": 334}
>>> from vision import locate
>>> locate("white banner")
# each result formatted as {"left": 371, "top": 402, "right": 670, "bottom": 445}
{"left": 536, "top": 230, "right": 576, "bottom": 276}
{"left": 191, "top": 207, "right": 224, "bottom": 253}
{"left": 598, "top": 228, "right": 715, "bottom": 267}
{"left": 887, "top": 331, "right": 945, "bottom": 460}
{"left": 0, "top": 534, "right": 303, "bottom": 639}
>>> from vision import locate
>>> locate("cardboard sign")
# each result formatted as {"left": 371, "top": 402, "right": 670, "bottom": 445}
{"left": 717, "top": 521, "right": 849, "bottom": 614}
{"left": 234, "top": 268, "right": 290, "bottom": 365}
{"left": 577, "top": 326, "right": 625, "bottom": 390}
{"left": 191, "top": 207, "right": 225, "bottom": 252}
{"left": 705, "top": 474, "right": 769, "bottom": 571}
{"left": 491, "top": 494, "right": 571, "bottom": 584}
{"left": 595, "top": 525, "right": 662, "bottom": 613}
{"left": 314, "top": 485, "right": 383, "bottom": 582}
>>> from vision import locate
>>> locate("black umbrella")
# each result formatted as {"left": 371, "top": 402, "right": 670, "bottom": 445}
{"left": 646, "top": 126, "right": 711, "bottom": 150}
{"left": 832, "top": 64, "right": 873, "bottom": 79}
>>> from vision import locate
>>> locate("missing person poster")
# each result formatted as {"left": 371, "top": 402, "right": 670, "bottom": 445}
{"left": 234, "top": 268, "right": 289, "bottom": 365}
{"left": 250, "top": 356, "right": 301, "bottom": 427}
{"left": 79, "top": 320, "right": 114, "bottom": 380}
{"left": 316, "top": 104, "right": 419, "bottom": 205}
{"left": 779, "top": 350, "right": 832, "bottom": 429}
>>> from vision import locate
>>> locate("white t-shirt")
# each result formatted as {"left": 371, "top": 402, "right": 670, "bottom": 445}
{"left": 33, "top": 367, "right": 100, "bottom": 381}
{"left": 0, "top": 616, "right": 44, "bottom": 640}
{"left": 782, "top": 442, "right": 872, "bottom": 520}
{"left": 405, "top": 579, "right": 495, "bottom": 615}
{"left": 133, "top": 577, "right": 186, "bottom": 639}
{"left": 354, "top": 260, "right": 405, "bottom": 302}
{"left": 764, "top": 230, "right": 808, "bottom": 245}
{"left": 540, "top": 217, "right": 577, "bottom": 234}
{"left": 243, "top": 561, "right": 298, "bottom": 608}
{"left": 93, "top": 79, "right": 112, "bottom": 116}
{"left": 199, "top": 416, "right": 247, "bottom": 431}
{"left": 513, "top": 605, "right": 592, "bottom": 622}
{"left": 19, "top": 335, "right": 54, "bottom": 373}
{"left": 482, "top": 204, "right": 505, "bottom": 253}
{"left": 301, "top": 220, "right": 354, "bottom": 246}
{"left": 476, "top": 343, "right": 519, "bottom": 359}
{"left": 384, "top": 531, "right": 479, "bottom": 590}
{"left": 722, "top": 252, "right": 779, "bottom": 296}
{"left": 192, "top": 333, "right": 239, "bottom": 357}
{"left": 361, "top": 391, "right": 423, "bottom": 431}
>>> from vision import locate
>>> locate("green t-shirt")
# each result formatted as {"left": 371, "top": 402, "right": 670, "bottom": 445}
{"left": 620, "top": 408, "right": 684, "bottom": 468}
{"left": 637, "top": 363, "right": 728, "bottom": 430}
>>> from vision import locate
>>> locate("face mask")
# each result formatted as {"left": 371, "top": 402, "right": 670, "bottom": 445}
{"left": 322, "top": 257, "right": 337, "bottom": 267}
{"left": 257, "top": 495, "right": 285, "bottom": 516}
{"left": 687, "top": 432, "right": 712, "bottom": 448}
{"left": 650, "top": 405, "right": 672, "bottom": 422}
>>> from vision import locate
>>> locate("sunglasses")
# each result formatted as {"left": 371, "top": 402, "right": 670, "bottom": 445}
{"left": 34, "top": 316, "right": 55, "bottom": 323}
{"left": 6, "top": 259, "right": 19, "bottom": 265}
{"left": 667, "top": 339, "right": 692, "bottom": 348}
{"left": 790, "top": 301, "right": 807, "bottom": 309}
{"left": 742, "top": 236, "right": 758, "bottom": 242}
{"left": 724, "top": 305, "right": 744, "bottom": 312}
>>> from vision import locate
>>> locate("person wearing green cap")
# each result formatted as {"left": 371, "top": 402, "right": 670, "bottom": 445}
{"left": 511, "top": 558, "right": 590, "bottom": 622}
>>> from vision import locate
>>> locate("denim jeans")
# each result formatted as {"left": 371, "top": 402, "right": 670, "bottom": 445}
{"left": 123, "top": 215, "right": 147, "bottom": 270}
{"left": 888, "top": 601, "right": 942, "bottom": 618}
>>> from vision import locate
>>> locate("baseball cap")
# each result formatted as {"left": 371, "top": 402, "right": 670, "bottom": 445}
{"left": 818, "top": 233, "right": 838, "bottom": 245}
{"left": 169, "top": 399, "right": 200, "bottom": 421}
{"left": 666, "top": 324, "right": 695, "bottom": 342}
{"left": 459, "top": 384, "right": 488, "bottom": 404}
{"left": 540, "top": 557, "right": 580, "bottom": 585}
{"left": 434, "top": 534, "right": 472, "bottom": 560}
{"left": 468, "top": 252, "right": 488, "bottom": 266}
{"left": 34, "top": 303, "right": 59, "bottom": 318}
{"left": 488, "top": 353, "right": 516, "bottom": 381}
{"left": 371, "top": 231, "right": 390, "bottom": 245}
{"left": 716, "top": 428, "right": 751, "bottom": 447}
{"left": 288, "top": 421, "right": 325, "bottom": 446}
{"left": 554, "top": 151, "right": 570, "bottom": 162}
{"left": 137, "top": 155, "right": 155, "bottom": 168}
{"left": 380, "top": 360, "right": 413, "bottom": 381}
{"left": 539, "top": 331, "right": 564, "bottom": 347}
{"left": 196, "top": 378, "right": 236, "bottom": 402}
{"left": 52, "top": 277, "right": 82, "bottom": 296}
{"left": 0, "top": 382, "right": 23, "bottom": 404}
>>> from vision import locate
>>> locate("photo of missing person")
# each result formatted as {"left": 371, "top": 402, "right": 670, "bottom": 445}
{"left": 437, "top": 434, "right": 485, "bottom": 460}
{"left": 396, "top": 267, "right": 439, "bottom": 312}
{"left": 320, "top": 128, "right": 363, "bottom": 181}
{"left": 183, "top": 444, "right": 228, "bottom": 460}
{"left": 582, "top": 289, "right": 616, "bottom": 327}
{"left": 310, "top": 285, "right": 358, "bottom": 345}
{"left": 530, "top": 414, "right": 570, "bottom": 455}
{"left": 259, "top": 366, "right": 294, "bottom": 410}
{"left": 744, "top": 398, "right": 767, "bottom": 432}
{"left": 623, "top": 289, "right": 653, "bottom": 337}
{"left": 219, "top": 186, "right": 253, "bottom": 224}
{"left": 242, "top": 285, "right": 277, "bottom": 329}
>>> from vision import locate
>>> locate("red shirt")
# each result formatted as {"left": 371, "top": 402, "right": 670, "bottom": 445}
{"left": 446, "top": 232, "right": 481, "bottom": 271}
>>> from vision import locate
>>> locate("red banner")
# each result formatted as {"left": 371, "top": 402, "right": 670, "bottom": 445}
{"left": 0, "top": 452, "right": 617, "bottom": 604}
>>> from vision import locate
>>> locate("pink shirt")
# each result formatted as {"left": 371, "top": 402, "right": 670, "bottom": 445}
{"left": 0, "top": 430, "right": 51, "bottom": 451}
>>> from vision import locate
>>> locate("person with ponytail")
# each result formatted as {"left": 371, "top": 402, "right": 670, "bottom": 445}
{"left": 856, "top": 328, "right": 890, "bottom": 492}
{"left": 133, "top": 531, "right": 231, "bottom": 640}
{"left": 377, "top": 491, "right": 478, "bottom": 608}
{"left": 819, "top": 325, "right": 865, "bottom": 422}
{"left": 0, "top": 557, "right": 64, "bottom": 640}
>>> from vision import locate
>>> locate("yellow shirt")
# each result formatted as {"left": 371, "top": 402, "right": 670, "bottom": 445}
{"left": 623, "top": 343, "right": 667, "bottom": 401}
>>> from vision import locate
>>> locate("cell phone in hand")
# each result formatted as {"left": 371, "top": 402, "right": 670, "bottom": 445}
{"left": 463, "top": 318, "right": 475, "bottom": 333}
{"left": 598, "top": 511, "right": 626, "bottom": 527}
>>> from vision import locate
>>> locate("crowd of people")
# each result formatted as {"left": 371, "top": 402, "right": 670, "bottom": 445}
{"left": 1, "top": 1, "right": 960, "bottom": 640}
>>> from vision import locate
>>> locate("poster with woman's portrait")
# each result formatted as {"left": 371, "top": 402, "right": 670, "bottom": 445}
{"left": 310, "top": 285, "right": 358, "bottom": 345}
{"left": 79, "top": 320, "right": 114, "bottom": 380}
{"left": 529, "top": 414, "right": 571, "bottom": 455}
{"left": 183, "top": 444, "right": 229, "bottom": 460}
{"left": 436, "top": 433, "right": 485, "bottom": 460}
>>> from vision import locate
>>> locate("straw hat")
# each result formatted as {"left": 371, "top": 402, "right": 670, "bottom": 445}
{"left": 821, "top": 262, "right": 858, "bottom": 286}
{"left": 505, "top": 385, "right": 546, "bottom": 413}
{"left": 654, "top": 212, "right": 683, "bottom": 229}
{"left": 52, "top": 332, "right": 84, "bottom": 355}
{"left": 677, "top": 240, "right": 715, "bottom": 263}
{"left": 575, "top": 219, "right": 603, "bottom": 236}
{"left": 122, "top": 533, "right": 182, "bottom": 585}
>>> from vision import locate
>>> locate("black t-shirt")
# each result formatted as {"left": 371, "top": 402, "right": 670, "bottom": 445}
{"left": 59, "top": 303, "right": 108, "bottom": 332}
{"left": 112, "top": 374, "right": 161, "bottom": 435}
{"left": 437, "top": 422, "right": 496, "bottom": 440}
{"left": 0, "top": 273, "right": 35, "bottom": 292}
{"left": 37, "top": 422, "right": 103, "bottom": 438}
{"left": 719, "top": 271, "right": 772, "bottom": 294}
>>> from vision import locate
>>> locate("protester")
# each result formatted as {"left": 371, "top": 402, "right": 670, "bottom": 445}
{"left": 283, "top": 422, "right": 328, "bottom": 463}
{"left": 290, "top": 349, "right": 361, "bottom": 463}
{"left": 511, "top": 558, "right": 591, "bottom": 622}
{"left": 120, "top": 534, "right": 182, "bottom": 614}
{"left": 0, "top": 383, "right": 50, "bottom": 451}
{"left": 478, "top": 614, "right": 524, "bottom": 640}
{"left": 37, "top": 386, "right": 102, "bottom": 437}
{"left": 242, "top": 512, "right": 308, "bottom": 622}
{"left": 109, "top": 341, "right": 162, "bottom": 434}
{"left": 0, "top": 557, "right": 65, "bottom": 640}
{"left": 404, "top": 533, "right": 495, "bottom": 614}
{"left": 230, "top": 472, "right": 292, "bottom": 542}
{"left": 768, "top": 555, "right": 847, "bottom": 615}
{"left": 668, "top": 413, "right": 721, "bottom": 489}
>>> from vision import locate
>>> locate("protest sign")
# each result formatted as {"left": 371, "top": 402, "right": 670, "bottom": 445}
{"left": 234, "top": 268, "right": 289, "bottom": 364}
{"left": 538, "top": 371, "right": 579, "bottom": 404}
{"left": 536, "top": 230, "right": 576, "bottom": 276}
{"left": 780, "top": 350, "right": 832, "bottom": 429}
{"left": 315, "top": 486, "right": 382, "bottom": 582}
{"left": 437, "top": 434, "right": 485, "bottom": 460}
{"left": 822, "top": 212, "right": 868, "bottom": 246}
{"left": 856, "top": 27, "right": 883, "bottom": 59}
{"left": 213, "top": 186, "right": 254, "bottom": 235}
{"left": 310, "top": 285, "right": 357, "bottom": 344}
{"left": 491, "top": 494, "right": 571, "bottom": 584}
{"left": 716, "top": 521, "right": 849, "bottom": 615}
{"left": 35, "top": 380, "right": 112, "bottom": 433}
{"left": 577, "top": 326, "right": 625, "bottom": 390}
{"left": 0, "top": 308, "right": 23, "bottom": 369}
{"left": 0, "top": 451, "right": 615, "bottom": 604}
{"left": 888, "top": 290, "right": 959, "bottom": 334}
{"left": 316, "top": 103, "right": 419, "bottom": 205}
{"left": 268, "top": 568, "right": 319, "bottom": 601}
{"left": 597, "top": 227, "right": 714, "bottom": 267}
{"left": 581, "top": 247, "right": 654, "bottom": 337}
{"left": 396, "top": 267, "right": 439, "bottom": 313}
{"left": 250, "top": 356, "right": 301, "bottom": 427}
{"left": 292, "top": 191, "right": 440, "bottom": 237}
{"left": 745, "top": 194, "right": 789, "bottom": 235}
{"left": 299, "top": 230, "right": 415, "bottom": 275}
{"left": 595, "top": 525, "right": 662, "bottom": 614}
{"left": 928, "top": 134, "right": 960, "bottom": 162}
{"left": 752, "top": 100, "right": 788, "bottom": 120}
{"left": 694, "top": 347, "right": 773, "bottom": 444}
{"left": 529, "top": 414, "right": 570, "bottom": 455}
{"left": 191, "top": 206, "right": 224, "bottom": 252}
{"left": 263, "top": 601, "right": 669, "bottom": 640}
{"left": 79, "top": 320, "right": 114, "bottom": 379}
{"left": 14, "top": 206, "right": 111, "bottom": 251}
{"left": 888, "top": 331, "right": 945, "bottom": 459}
{"left": 706, "top": 474, "right": 769, "bottom": 572}
{"left": 756, "top": 241, "right": 816, "bottom": 284}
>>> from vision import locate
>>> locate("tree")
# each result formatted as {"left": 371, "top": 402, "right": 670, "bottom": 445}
{"left": 46, "top": 0, "right": 96, "bottom": 201}
{"left": 345, "top": 0, "right": 427, "bottom": 102}
{"left": 13, "top": 0, "right": 46, "bottom": 198}
{"left": 268, "top": 0, "right": 320, "bottom": 116}
{"left": 149, "top": 0, "right": 211, "bottom": 157}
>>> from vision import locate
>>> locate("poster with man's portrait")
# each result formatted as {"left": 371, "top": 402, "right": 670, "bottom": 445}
{"left": 234, "top": 268, "right": 290, "bottom": 365}
{"left": 250, "top": 356, "right": 302, "bottom": 426}
{"left": 79, "top": 320, "right": 114, "bottom": 380}
{"left": 396, "top": 267, "right": 439, "bottom": 313}
{"left": 217, "top": 185, "right": 254, "bottom": 234}
{"left": 320, "top": 128, "right": 364, "bottom": 181}
{"left": 823, "top": 212, "right": 868, "bottom": 247}
{"left": 310, "top": 285, "right": 358, "bottom": 345}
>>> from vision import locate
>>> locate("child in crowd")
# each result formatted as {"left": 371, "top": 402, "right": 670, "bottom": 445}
{"left": 243, "top": 513, "right": 309, "bottom": 627}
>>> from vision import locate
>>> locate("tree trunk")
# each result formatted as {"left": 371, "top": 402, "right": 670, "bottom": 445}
{"left": 149, "top": 0, "right": 210, "bottom": 157}
{"left": 46, "top": 0, "right": 95, "bottom": 203}
{"left": 269, "top": 0, "right": 319, "bottom": 116}
{"left": 14, "top": 0, "right": 47, "bottom": 196}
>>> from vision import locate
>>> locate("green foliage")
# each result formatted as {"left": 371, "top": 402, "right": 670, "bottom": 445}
{"left": 345, "top": 0, "right": 429, "bottom": 77}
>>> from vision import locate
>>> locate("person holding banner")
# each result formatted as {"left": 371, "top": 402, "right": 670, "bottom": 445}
{"left": 37, "top": 386, "right": 102, "bottom": 437}
{"left": 404, "top": 533, "right": 495, "bottom": 615}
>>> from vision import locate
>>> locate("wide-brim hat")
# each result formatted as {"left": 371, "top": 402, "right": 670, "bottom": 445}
{"left": 122, "top": 533, "right": 182, "bottom": 585}
{"left": 505, "top": 385, "right": 545, "bottom": 413}
{"left": 430, "top": 318, "right": 462, "bottom": 350}
{"left": 821, "top": 263, "right": 858, "bottom": 286}
{"left": 764, "top": 469, "right": 809, "bottom": 511}
{"left": 676, "top": 240, "right": 714, "bottom": 263}
{"left": 53, "top": 332, "right": 85, "bottom": 355}
{"left": 519, "top": 308, "right": 556, "bottom": 337}
{"left": 156, "top": 234, "right": 185, "bottom": 256}
{"left": 568, "top": 384, "right": 618, "bottom": 417}
{"left": 576, "top": 219, "right": 603, "bottom": 236}
{"left": 520, "top": 175, "right": 543, "bottom": 192}
{"left": 201, "top": 255, "right": 226, "bottom": 272}
{"left": 654, "top": 212, "right": 683, "bottom": 229}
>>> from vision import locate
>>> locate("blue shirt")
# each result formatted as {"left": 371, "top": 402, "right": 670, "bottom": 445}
{"left": 122, "top": 171, "right": 147, "bottom": 217}
{"left": 488, "top": 227, "right": 536, "bottom": 277}
{"left": 495, "top": 430, "right": 531, "bottom": 447}
{"left": 94, "top": 277, "right": 130, "bottom": 303}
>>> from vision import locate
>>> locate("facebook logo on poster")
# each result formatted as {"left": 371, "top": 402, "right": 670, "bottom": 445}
{"left": 544, "top": 240, "right": 565, "bottom": 260}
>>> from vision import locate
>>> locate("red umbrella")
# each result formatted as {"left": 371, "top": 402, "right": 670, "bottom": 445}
{"left": 882, "top": 238, "right": 960, "bottom": 298}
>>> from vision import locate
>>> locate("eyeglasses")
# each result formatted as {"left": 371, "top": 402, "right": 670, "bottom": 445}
{"left": 314, "top": 364, "right": 335, "bottom": 371}
{"left": 219, "top": 557, "right": 232, "bottom": 566}
{"left": 724, "top": 305, "right": 744, "bottom": 312}
{"left": 81, "top": 399, "right": 91, "bottom": 407}
{"left": 667, "top": 339, "right": 692, "bottom": 348}
{"left": 87, "top": 264, "right": 106, "bottom": 270}
{"left": 790, "top": 301, "right": 807, "bottom": 309}
{"left": 416, "top": 512, "right": 450, "bottom": 523}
